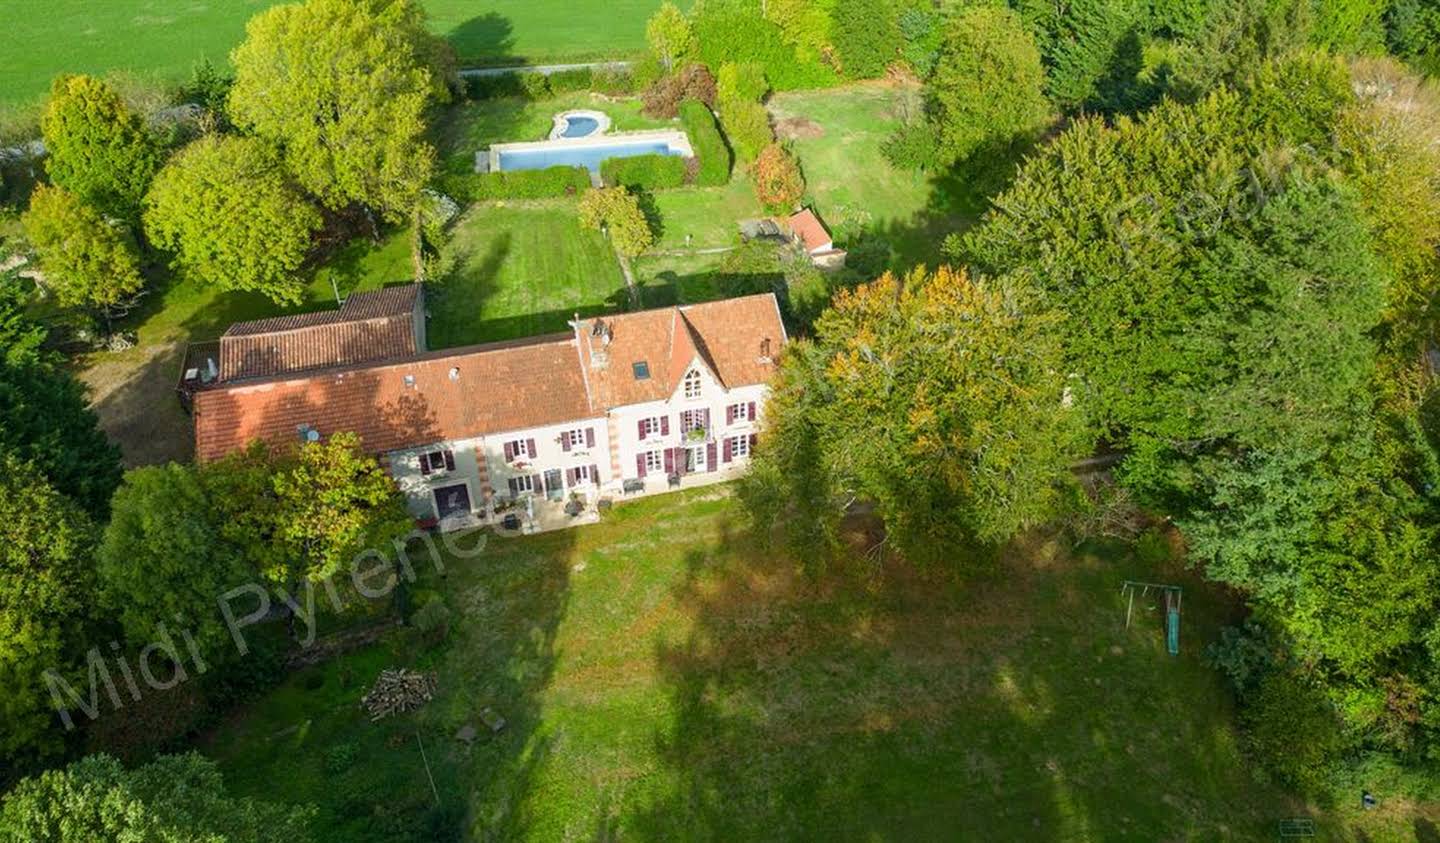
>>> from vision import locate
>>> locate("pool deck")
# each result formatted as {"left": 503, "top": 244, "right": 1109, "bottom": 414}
{"left": 485, "top": 129, "right": 694, "bottom": 175}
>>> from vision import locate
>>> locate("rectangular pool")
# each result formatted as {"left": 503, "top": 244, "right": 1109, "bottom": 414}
{"left": 497, "top": 140, "right": 683, "bottom": 173}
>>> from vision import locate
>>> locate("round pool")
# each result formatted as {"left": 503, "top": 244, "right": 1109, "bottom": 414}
{"left": 550, "top": 110, "right": 611, "bottom": 140}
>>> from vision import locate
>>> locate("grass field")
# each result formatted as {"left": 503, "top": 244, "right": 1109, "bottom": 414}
{"left": 427, "top": 200, "right": 626, "bottom": 346}
{"left": 200, "top": 487, "right": 1433, "bottom": 841}
{"left": 768, "top": 83, "right": 981, "bottom": 271}
{"left": 1, "top": 0, "right": 686, "bottom": 108}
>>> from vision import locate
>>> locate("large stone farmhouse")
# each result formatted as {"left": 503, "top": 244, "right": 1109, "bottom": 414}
{"left": 191, "top": 284, "right": 786, "bottom": 531}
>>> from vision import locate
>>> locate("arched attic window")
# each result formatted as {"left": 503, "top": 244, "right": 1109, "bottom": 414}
{"left": 683, "top": 368, "right": 702, "bottom": 399}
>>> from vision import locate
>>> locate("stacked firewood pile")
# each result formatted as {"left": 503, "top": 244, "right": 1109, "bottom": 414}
{"left": 360, "top": 669, "right": 437, "bottom": 720}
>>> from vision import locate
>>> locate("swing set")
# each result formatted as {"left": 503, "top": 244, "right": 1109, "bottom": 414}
{"left": 1120, "top": 580, "right": 1182, "bottom": 655}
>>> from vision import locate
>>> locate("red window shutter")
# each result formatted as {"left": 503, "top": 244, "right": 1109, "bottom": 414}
{"left": 637, "top": 419, "right": 646, "bottom": 439}
{"left": 636, "top": 453, "right": 646, "bottom": 478}
{"left": 747, "top": 402, "right": 756, "bottom": 421}
{"left": 562, "top": 431, "right": 571, "bottom": 452}
{"left": 749, "top": 433, "right": 757, "bottom": 452}
{"left": 664, "top": 448, "right": 675, "bottom": 475}
{"left": 660, "top": 416, "right": 670, "bottom": 436}
{"left": 590, "top": 463, "right": 599, "bottom": 485}
{"left": 533, "top": 473, "right": 544, "bottom": 493}
{"left": 701, "top": 408, "right": 711, "bottom": 429}
{"left": 419, "top": 454, "right": 432, "bottom": 475}
{"left": 443, "top": 450, "right": 455, "bottom": 471}
{"left": 586, "top": 428, "right": 595, "bottom": 448}
{"left": 565, "top": 467, "right": 576, "bottom": 486}
{"left": 526, "top": 438, "right": 537, "bottom": 458}
{"left": 504, "top": 441, "right": 514, "bottom": 462}
{"left": 706, "top": 441, "right": 717, "bottom": 472}
{"left": 723, "top": 438, "right": 733, "bottom": 463}
{"left": 726, "top": 404, "right": 734, "bottom": 425}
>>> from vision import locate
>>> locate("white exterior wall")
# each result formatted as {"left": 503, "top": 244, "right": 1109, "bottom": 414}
{"left": 389, "top": 436, "right": 485, "bottom": 521}
{"left": 384, "top": 359, "right": 770, "bottom": 524}
{"left": 607, "top": 356, "right": 768, "bottom": 493}
{"left": 481, "top": 417, "right": 612, "bottom": 501}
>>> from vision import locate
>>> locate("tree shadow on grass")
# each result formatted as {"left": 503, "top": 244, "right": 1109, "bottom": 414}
{"left": 447, "top": 13, "right": 522, "bottom": 67}
{"left": 629, "top": 517, "right": 1304, "bottom": 839}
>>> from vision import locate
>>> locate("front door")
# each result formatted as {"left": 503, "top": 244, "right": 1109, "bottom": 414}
{"left": 685, "top": 445, "right": 707, "bottom": 473}
{"left": 433, "top": 483, "right": 471, "bottom": 520}
{"left": 544, "top": 468, "right": 564, "bottom": 501}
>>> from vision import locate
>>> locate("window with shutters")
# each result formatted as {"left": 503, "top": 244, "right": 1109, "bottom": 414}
{"left": 640, "top": 417, "right": 661, "bottom": 439}
{"left": 571, "top": 465, "right": 592, "bottom": 485}
{"left": 729, "top": 402, "right": 752, "bottom": 423}
{"left": 564, "top": 428, "right": 586, "bottom": 449}
{"left": 683, "top": 369, "right": 702, "bottom": 399}
{"left": 680, "top": 409, "right": 707, "bottom": 433}
{"left": 508, "top": 474, "right": 534, "bottom": 496}
{"left": 505, "top": 439, "right": 532, "bottom": 462}
{"left": 643, "top": 450, "right": 664, "bottom": 473}
{"left": 729, "top": 435, "right": 751, "bottom": 458}
{"left": 419, "top": 449, "right": 454, "bottom": 475}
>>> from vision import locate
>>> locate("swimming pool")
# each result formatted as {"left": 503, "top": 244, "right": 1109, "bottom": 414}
{"left": 558, "top": 116, "right": 600, "bottom": 138}
{"left": 494, "top": 134, "right": 692, "bottom": 174}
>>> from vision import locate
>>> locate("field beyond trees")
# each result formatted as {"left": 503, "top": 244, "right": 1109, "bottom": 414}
{"left": 1, "top": 0, "right": 687, "bottom": 107}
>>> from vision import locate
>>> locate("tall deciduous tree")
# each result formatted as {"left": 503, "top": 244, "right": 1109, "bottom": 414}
{"left": 22, "top": 184, "right": 145, "bottom": 318}
{"left": 228, "top": 0, "right": 452, "bottom": 223}
{"left": 144, "top": 135, "right": 322, "bottom": 306}
{"left": 0, "top": 454, "right": 96, "bottom": 766}
{"left": 0, "top": 354, "right": 122, "bottom": 519}
{"left": 646, "top": 2, "right": 695, "bottom": 72}
{"left": 578, "top": 186, "right": 655, "bottom": 257}
{"left": 926, "top": 7, "right": 1051, "bottom": 166}
{"left": 831, "top": 0, "right": 899, "bottom": 78}
{"left": 751, "top": 143, "right": 804, "bottom": 212}
{"left": 745, "top": 266, "right": 1084, "bottom": 567}
{"left": 0, "top": 753, "right": 312, "bottom": 841}
{"left": 40, "top": 74, "right": 163, "bottom": 223}
{"left": 98, "top": 464, "right": 254, "bottom": 662}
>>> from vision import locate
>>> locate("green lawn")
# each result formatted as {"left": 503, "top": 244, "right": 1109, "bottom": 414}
{"left": 427, "top": 199, "right": 626, "bottom": 346}
{"left": 201, "top": 487, "right": 1420, "bottom": 841}
{"left": 767, "top": 82, "right": 981, "bottom": 270}
{"left": 647, "top": 177, "right": 762, "bottom": 250}
{"left": 1, "top": 0, "right": 686, "bottom": 108}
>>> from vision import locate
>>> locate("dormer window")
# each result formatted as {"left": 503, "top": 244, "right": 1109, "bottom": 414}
{"left": 633, "top": 361, "right": 650, "bottom": 380}
{"left": 683, "top": 369, "right": 702, "bottom": 399}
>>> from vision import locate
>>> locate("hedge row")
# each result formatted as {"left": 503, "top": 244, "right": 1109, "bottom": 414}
{"left": 600, "top": 154, "right": 689, "bottom": 191}
{"left": 465, "top": 65, "right": 636, "bottom": 101}
{"left": 679, "top": 100, "right": 731, "bottom": 187}
{"left": 441, "top": 165, "right": 591, "bottom": 201}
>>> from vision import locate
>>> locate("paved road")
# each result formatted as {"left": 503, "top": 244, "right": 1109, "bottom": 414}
{"left": 459, "top": 61, "right": 632, "bottom": 78}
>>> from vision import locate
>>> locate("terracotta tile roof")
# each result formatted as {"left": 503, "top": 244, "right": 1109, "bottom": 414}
{"left": 787, "top": 209, "right": 832, "bottom": 253}
{"left": 195, "top": 293, "right": 786, "bottom": 461}
{"left": 580, "top": 293, "right": 785, "bottom": 409}
{"left": 219, "top": 284, "right": 421, "bottom": 382}
{"left": 194, "top": 333, "right": 589, "bottom": 461}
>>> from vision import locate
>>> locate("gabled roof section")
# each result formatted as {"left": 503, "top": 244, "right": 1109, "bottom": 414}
{"left": 195, "top": 332, "right": 589, "bottom": 461}
{"left": 787, "top": 208, "right": 832, "bottom": 253}
{"left": 579, "top": 293, "right": 785, "bottom": 410}
{"left": 219, "top": 284, "right": 421, "bottom": 382}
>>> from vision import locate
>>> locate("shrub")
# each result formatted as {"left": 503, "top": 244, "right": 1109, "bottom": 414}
{"left": 547, "top": 68, "right": 594, "bottom": 94}
{"left": 642, "top": 63, "right": 716, "bottom": 118}
{"left": 751, "top": 143, "right": 804, "bottom": 212}
{"left": 465, "top": 70, "right": 552, "bottom": 101}
{"left": 833, "top": 0, "right": 900, "bottom": 79}
{"left": 441, "top": 165, "right": 590, "bottom": 201}
{"left": 679, "top": 99, "right": 730, "bottom": 186}
{"left": 412, "top": 599, "right": 451, "bottom": 646}
{"left": 717, "top": 61, "right": 770, "bottom": 104}
{"left": 592, "top": 64, "right": 637, "bottom": 95}
{"left": 578, "top": 186, "right": 655, "bottom": 257}
{"left": 1243, "top": 670, "right": 1343, "bottom": 792}
{"left": 881, "top": 120, "right": 939, "bottom": 170}
{"left": 719, "top": 100, "right": 773, "bottom": 164}
{"left": 601, "top": 154, "right": 688, "bottom": 190}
